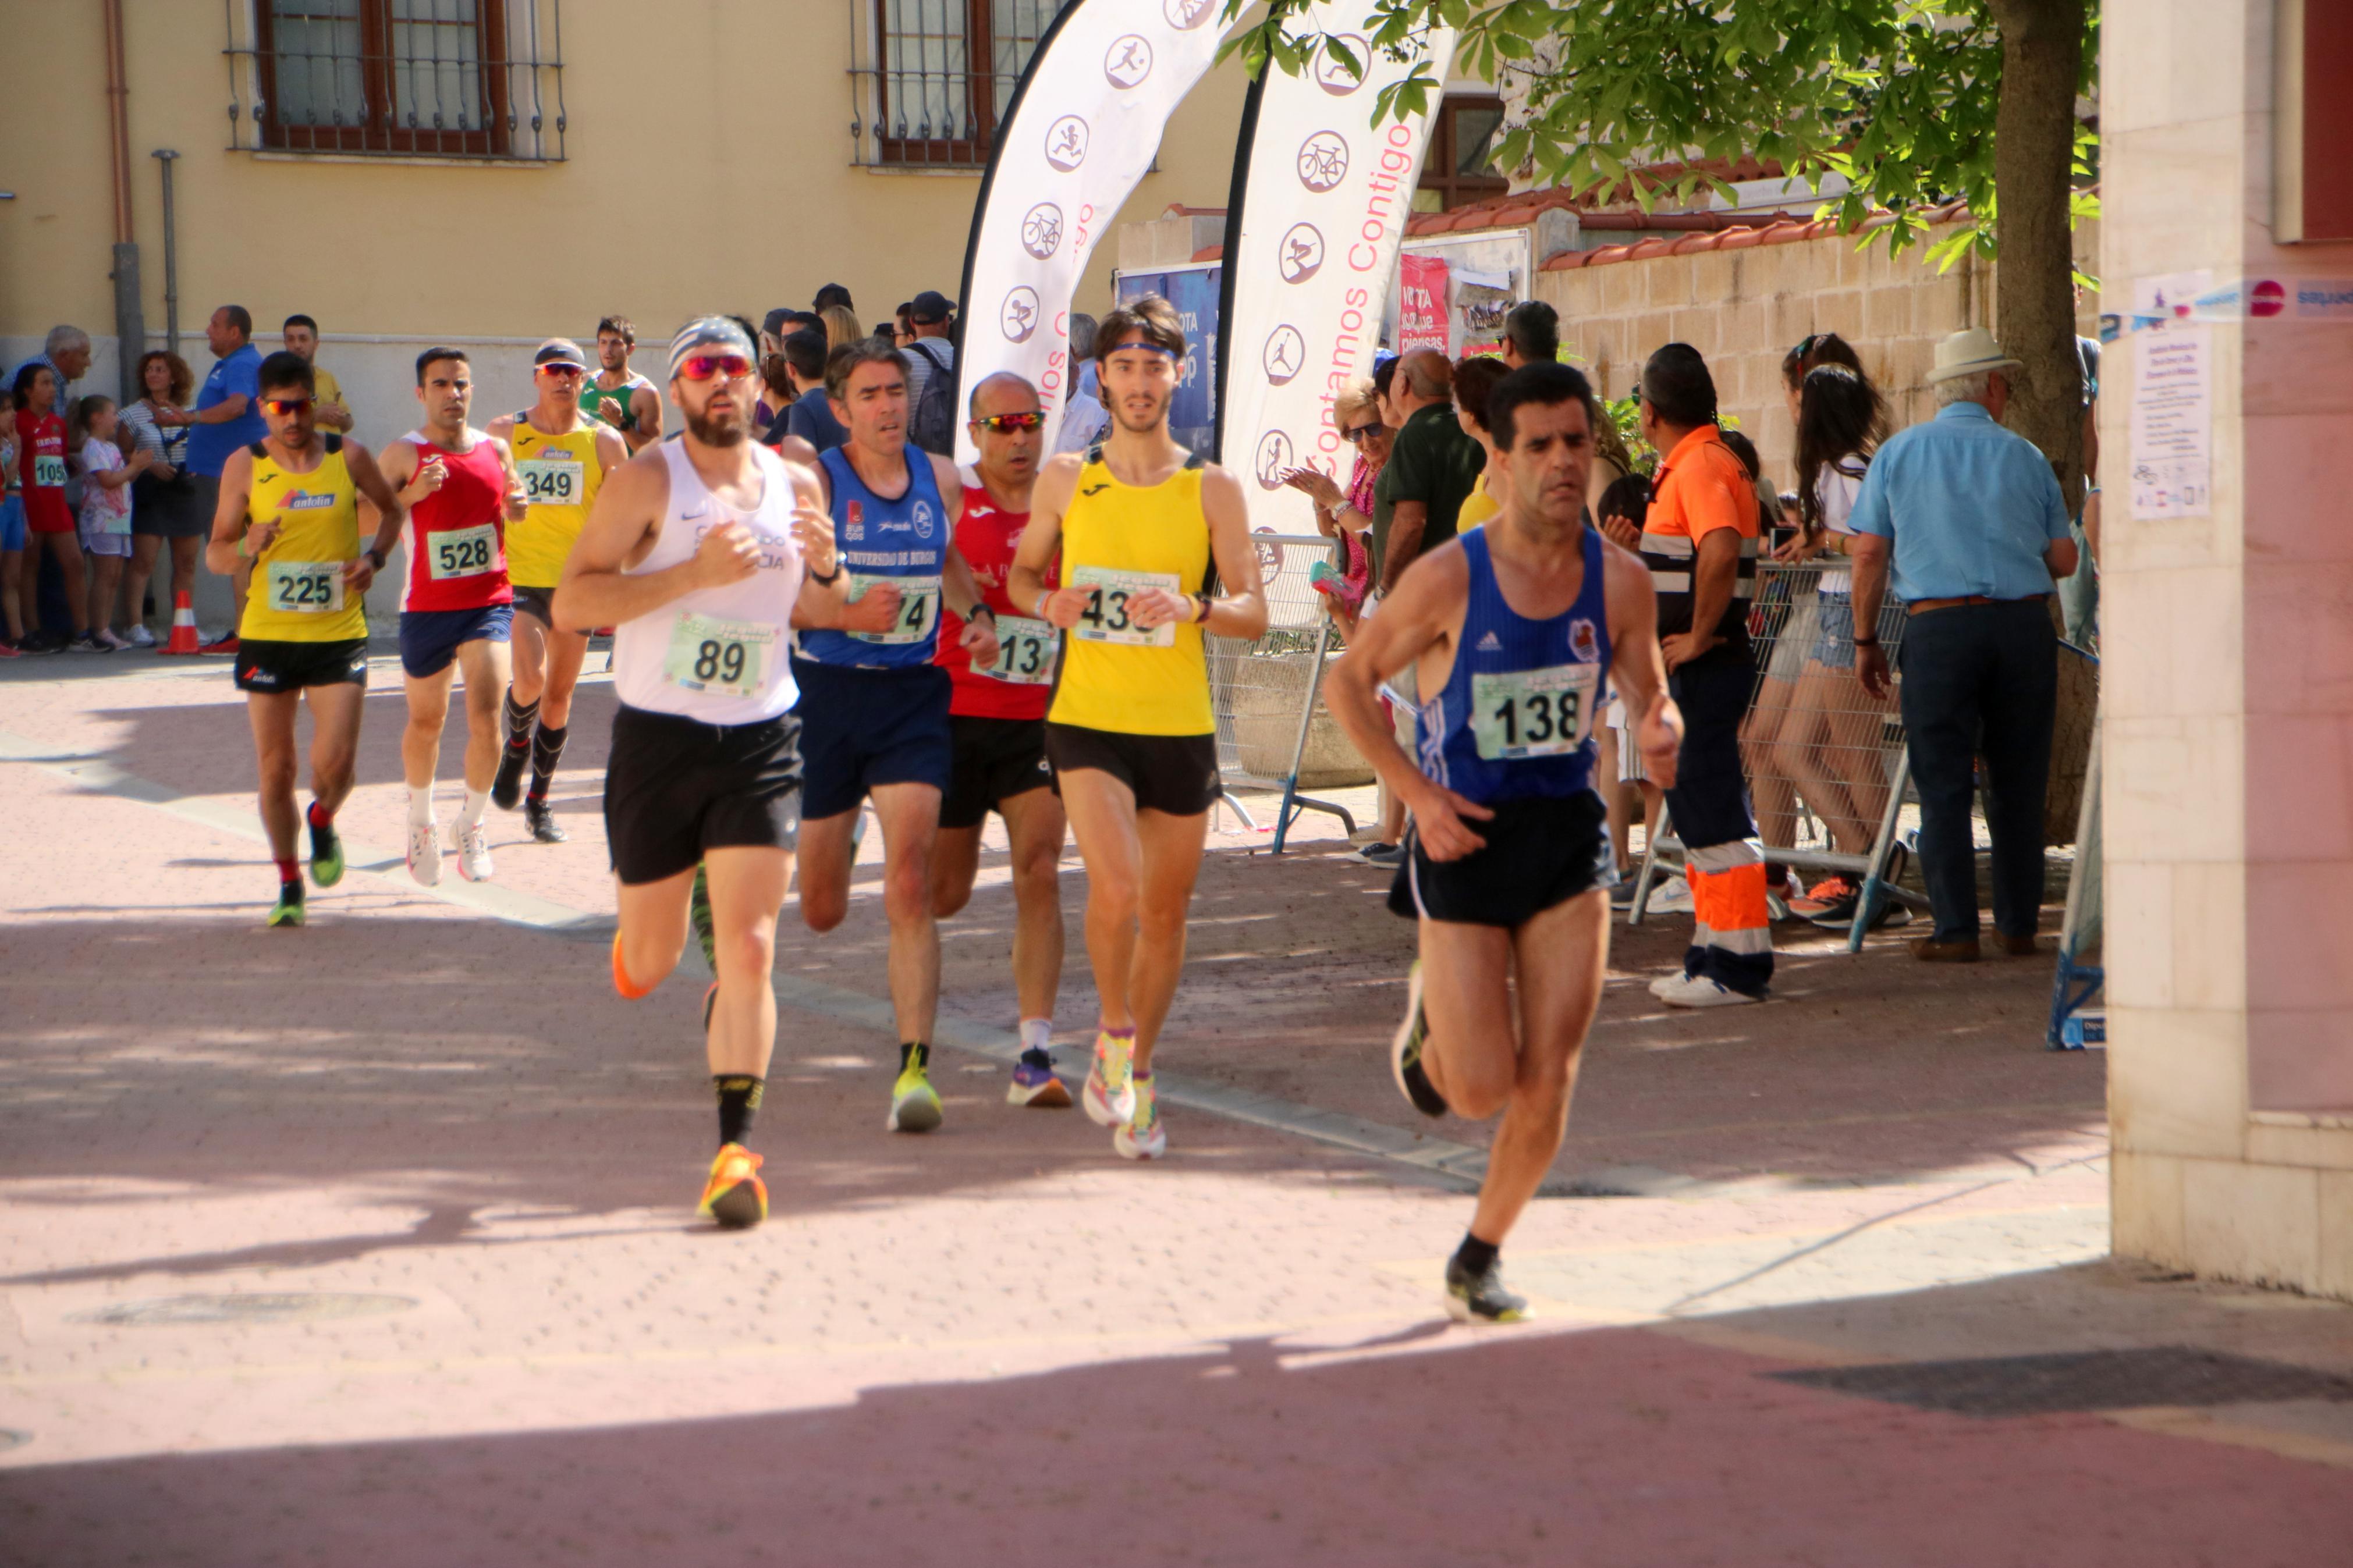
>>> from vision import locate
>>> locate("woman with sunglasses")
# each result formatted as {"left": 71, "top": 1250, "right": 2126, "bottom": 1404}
{"left": 1279, "top": 381, "right": 1386, "bottom": 628}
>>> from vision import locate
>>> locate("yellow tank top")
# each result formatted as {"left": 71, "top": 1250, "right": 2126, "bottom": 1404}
{"left": 1048, "top": 451, "right": 1214, "bottom": 737}
{"left": 1456, "top": 472, "right": 1500, "bottom": 532}
{"left": 505, "top": 417, "right": 608, "bottom": 588}
{"left": 240, "top": 436, "right": 369, "bottom": 643}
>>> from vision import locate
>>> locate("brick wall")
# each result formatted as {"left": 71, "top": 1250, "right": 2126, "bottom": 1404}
{"left": 1531, "top": 219, "right": 2100, "bottom": 492}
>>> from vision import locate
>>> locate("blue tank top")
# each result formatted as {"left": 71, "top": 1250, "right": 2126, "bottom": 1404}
{"left": 1416, "top": 525, "right": 1612, "bottom": 806}
{"left": 798, "top": 446, "right": 952, "bottom": 669}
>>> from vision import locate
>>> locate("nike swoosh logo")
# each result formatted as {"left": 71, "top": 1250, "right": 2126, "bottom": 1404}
{"left": 679, "top": 506, "right": 710, "bottom": 520}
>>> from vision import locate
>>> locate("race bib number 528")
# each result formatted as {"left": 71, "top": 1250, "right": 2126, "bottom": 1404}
{"left": 428, "top": 522, "right": 498, "bottom": 579}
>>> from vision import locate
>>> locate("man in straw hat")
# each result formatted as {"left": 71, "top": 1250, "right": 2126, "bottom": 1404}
{"left": 1847, "top": 326, "right": 2080, "bottom": 962}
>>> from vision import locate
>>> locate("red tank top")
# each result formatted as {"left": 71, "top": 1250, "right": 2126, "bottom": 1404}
{"left": 938, "top": 472, "right": 1055, "bottom": 720}
{"left": 16, "top": 411, "right": 73, "bottom": 534}
{"left": 398, "top": 431, "right": 513, "bottom": 611}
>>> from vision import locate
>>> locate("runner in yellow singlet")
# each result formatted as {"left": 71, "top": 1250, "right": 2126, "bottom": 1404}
{"left": 487, "top": 338, "right": 626, "bottom": 842}
{"left": 204, "top": 350, "right": 407, "bottom": 927}
{"left": 1008, "top": 294, "right": 1266, "bottom": 1161}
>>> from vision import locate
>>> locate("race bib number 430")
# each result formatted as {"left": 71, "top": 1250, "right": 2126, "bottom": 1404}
{"left": 516, "top": 457, "right": 581, "bottom": 507}
{"left": 985, "top": 614, "right": 1056, "bottom": 685}
{"left": 1470, "top": 663, "right": 1599, "bottom": 760}
{"left": 428, "top": 522, "right": 499, "bottom": 579}
{"left": 266, "top": 560, "right": 345, "bottom": 614}
{"left": 663, "top": 613, "right": 776, "bottom": 699}
{"left": 847, "top": 574, "right": 941, "bottom": 646}
{"left": 1071, "top": 566, "right": 1178, "bottom": 648}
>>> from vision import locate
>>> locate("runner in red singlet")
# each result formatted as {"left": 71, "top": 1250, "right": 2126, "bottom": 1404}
{"left": 378, "top": 346, "right": 525, "bottom": 887}
{"left": 931, "top": 371, "right": 1070, "bottom": 1106}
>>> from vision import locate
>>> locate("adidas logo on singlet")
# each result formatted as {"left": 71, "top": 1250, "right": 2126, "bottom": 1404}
{"left": 1475, "top": 631, "right": 1503, "bottom": 652}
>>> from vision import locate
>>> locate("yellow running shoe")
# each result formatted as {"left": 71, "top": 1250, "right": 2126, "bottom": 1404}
{"left": 698, "top": 1142, "right": 768, "bottom": 1229}
{"left": 1083, "top": 1028, "right": 1135, "bottom": 1128}
{"left": 1113, "top": 1072, "right": 1166, "bottom": 1161}
{"left": 886, "top": 1041, "right": 943, "bottom": 1133}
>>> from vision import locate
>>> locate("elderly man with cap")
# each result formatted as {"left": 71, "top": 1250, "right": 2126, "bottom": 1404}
{"left": 1848, "top": 326, "right": 2079, "bottom": 962}
{"left": 485, "top": 337, "right": 628, "bottom": 841}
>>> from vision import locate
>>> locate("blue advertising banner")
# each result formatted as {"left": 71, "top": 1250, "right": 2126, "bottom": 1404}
{"left": 1115, "top": 262, "right": 1221, "bottom": 457}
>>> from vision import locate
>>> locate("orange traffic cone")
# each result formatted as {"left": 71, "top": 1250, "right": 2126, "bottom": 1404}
{"left": 160, "top": 591, "right": 201, "bottom": 655}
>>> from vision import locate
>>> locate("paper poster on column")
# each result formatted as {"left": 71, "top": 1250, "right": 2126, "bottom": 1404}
{"left": 953, "top": 0, "right": 1239, "bottom": 467}
{"left": 1215, "top": 4, "right": 1455, "bottom": 534}
{"left": 2130, "top": 323, "right": 2212, "bottom": 519}
{"left": 1396, "top": 255, "right": 1451, "bottom": 352}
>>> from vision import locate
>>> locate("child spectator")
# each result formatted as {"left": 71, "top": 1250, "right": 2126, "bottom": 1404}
{"left": 13, "top": 362, "right": 101, "bottom": 652}
{"left": 0, "top": 415, "right": 22, "bottom": 655}
{"left": 75, "top": 395, "right": 151, "bottom": 649}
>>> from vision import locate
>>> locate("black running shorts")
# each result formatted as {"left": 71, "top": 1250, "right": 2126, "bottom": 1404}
{"left": 510, "top": 584, "right": 558, "bottom": 627}
{"left": 235, "top": 637, "right": 370, "bottom": 694}
{"left": 1043, "top": 723, "right": 1220, "bottom": 818}
{"left": 941, "top": 714, "right": 1056, "bottom": 830}
{"left": 1389, "top": 790, "right": 1616, "bottom": 928}
{"left": 603, "top": 702, "right": 803, "bottom": 886}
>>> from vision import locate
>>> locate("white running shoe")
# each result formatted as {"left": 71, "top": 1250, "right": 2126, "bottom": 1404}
{"left": 127, "top": 624, "right": 157, "bottom": 648}
{"left": 455, "top": 820, "right": 494, "bottom": 883}
{"left": 1648, "top": 971, "right": 1681, "bottom": 1000}
{"left": 406, "top": 820, "right": 442, "bottom": 886}
{"left": 1083, "top": 1029, "right": 1136, "bottom": 1128}
{"left": 1645, "top": 876, "right": 1695, "bottom": 913}
{"left": 1653, "top": 972, "right": 1763, "bottom": 1008}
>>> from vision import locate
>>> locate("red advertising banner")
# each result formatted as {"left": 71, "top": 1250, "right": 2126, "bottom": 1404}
{"left": 1397, "top": 255, "right": 1451, "bottom": 354}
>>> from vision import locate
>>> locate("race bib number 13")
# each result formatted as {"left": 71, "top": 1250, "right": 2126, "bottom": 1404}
{"left": 428, "top": 522, "right": 498, "bottom": 579}
{"left": 266, "top": 559, "right": 345, "bottom": 614}
{"left": 985, "top": 614, "right": 1055, "bottom": 685}
{"left": 1071, "top": 565, "right": 1178, "bottom": 648}
{"left": 1470, "top": 664, "right": 1599, "bottom": 760}
{"left": 663, "top": 613, "right": 776, "bottom": 699}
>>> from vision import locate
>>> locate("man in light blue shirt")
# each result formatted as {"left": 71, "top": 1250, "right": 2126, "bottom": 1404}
{"left": 1849, "top": 327, "right": 2078, "bottom": 961}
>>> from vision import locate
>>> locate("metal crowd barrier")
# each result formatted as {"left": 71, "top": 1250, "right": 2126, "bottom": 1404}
{"left": 1629, "top": 557, "right": 1928, "bottom": 950}
{"left": 1205, "top": 530, "right": 1358, "bottom": 851}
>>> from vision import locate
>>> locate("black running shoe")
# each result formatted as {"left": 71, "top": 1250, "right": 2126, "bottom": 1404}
{"left": 1390, "top": 960, "right": 1447, "bottom": 1118}
{"left": 491, "top": 739, "right": 530, "bottom": 811}
{"left": 524, "top": 796, "right": 568, "bottom": 843}
{"left": 690, "top": 863, "right": 718, "bottom": 973}
{"left": 1445, "top": 1256, "right": 1529, "bottom": 1324}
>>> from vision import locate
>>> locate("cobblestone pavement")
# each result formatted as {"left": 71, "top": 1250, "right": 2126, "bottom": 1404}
{"left": 3, "top": 652, "right": 2348, "bottom": 1566}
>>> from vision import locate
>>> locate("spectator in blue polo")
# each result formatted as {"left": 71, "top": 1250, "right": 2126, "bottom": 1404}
{"left": 157, "top": 304, "right": 267, "bottom": 653}
{"left": 1848, "top": 326, "right": 2079, "bottom": 963}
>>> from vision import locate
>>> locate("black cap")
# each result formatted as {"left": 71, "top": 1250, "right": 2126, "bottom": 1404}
{"left": 910, "top": 290, "right": 955, "bottom": 325}
{"left": 761, "top": 308, "right": 794, "bottom": 338}
{"left": 533, "top": 337, "right": 588, "bottom": 369}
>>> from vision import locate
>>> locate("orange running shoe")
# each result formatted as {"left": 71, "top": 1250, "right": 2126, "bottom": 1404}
{"left": 612, "top": 933, "right": 655, "bottom": 1000}
{"left": 698, "top": 1142, "right": 768, "bottom": 1229}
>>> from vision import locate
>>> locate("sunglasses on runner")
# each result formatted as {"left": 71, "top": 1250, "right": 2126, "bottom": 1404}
{"left": 260, "top": 396, "right": 313, "bottom": 416}
{"left": 973, "top": 412, "right": 1045, "bottom": 433}
{"left": 1342, "top": 423, "right": 1382, "bottom": 443}
{"left": 536, "top": 362, "right": 585, "bottom": 379}
{"left": 676, "top": 354, "right": 753, "bottom": 382}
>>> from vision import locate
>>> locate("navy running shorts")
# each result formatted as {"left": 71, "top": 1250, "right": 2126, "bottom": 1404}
{"left": 790, "top": 656, "right": 953, "bottom": 820}
{"left": 398, "top": 602, "right": 513, "bottom": 679}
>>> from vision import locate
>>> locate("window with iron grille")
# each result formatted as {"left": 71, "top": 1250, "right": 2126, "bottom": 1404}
{"left": 226, "top": 0, "right": 569, "bottom": 161}
{"left": 851, "top": 0, "right": 1078, "bottom": 169}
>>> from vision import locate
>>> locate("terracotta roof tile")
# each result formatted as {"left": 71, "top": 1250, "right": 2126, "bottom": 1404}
{"left": 1528, "top": 204, "right": 1974, "bottom": 272}
{"left": 1191, "top": 244, "right": 1223, "bottom": 263}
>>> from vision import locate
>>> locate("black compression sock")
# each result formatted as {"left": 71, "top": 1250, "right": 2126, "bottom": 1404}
{"left": 1453, "top": 1233, "right": 1500, "bottom": 1277}
{"left": 715, "top": 1075, "right": 764, "bottom": 1147}
{"left": 527, "top": 723, "right": 568, "bottom": 800}
{"left": 502, "top": 687, "right": 539, "bottom": 751}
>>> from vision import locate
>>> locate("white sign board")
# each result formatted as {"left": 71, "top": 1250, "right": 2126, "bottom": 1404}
{"left": 2130, "top": 325, "right": 2212, "bottom": 520}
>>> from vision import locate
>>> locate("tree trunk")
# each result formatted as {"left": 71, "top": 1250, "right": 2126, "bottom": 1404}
{"left": 1988, "top": 0, "right": 2095, "bottom": 844}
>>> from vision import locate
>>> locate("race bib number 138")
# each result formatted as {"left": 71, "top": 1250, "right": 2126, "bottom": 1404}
{"left": 1470, "top": 664, "right": 1599, "bottom": 760}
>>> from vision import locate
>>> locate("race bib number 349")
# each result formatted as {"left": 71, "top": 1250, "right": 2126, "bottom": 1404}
{"left": 663, "top": 613, "right": 776, "bottom": 699}
{"left": 267, "top": 559, "right": 345, "bottom": 614}
{"left": 517, "top": 457, "right": 580, "bottom": 506}
{"left": 985, "top": 614, "right": 1055, "bottom": 685}
{"left": 1470, "top": 664, "right": 1599, "bottom": 760}
{"left": 1071, "top": 565, "right": 1178, "bottom": 648}
{"left": 428, "top": 522, "right": 499, "bottom": 579}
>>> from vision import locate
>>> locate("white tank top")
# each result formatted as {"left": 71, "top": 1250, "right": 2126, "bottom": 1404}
{"left": 611, "top": 441, "right": 807, "bottom": 724}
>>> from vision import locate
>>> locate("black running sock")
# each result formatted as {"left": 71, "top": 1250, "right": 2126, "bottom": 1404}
{"left": 900, "top": 1041, "right": 929, "bottom": 1074}
{"left": 1453, "top": 1233, "right": 1500, "bottom": 1277}
{"left": 501, "top": 687, "right": 538, "bottom": 752}
{"left": 527, "top": 723, "right": 567, "bottom": 801}
{"left": 715, "top": 1075, "right": 764, "bottom": 1147}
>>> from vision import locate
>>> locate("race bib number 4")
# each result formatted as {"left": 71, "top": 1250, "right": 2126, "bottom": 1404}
{"left": 31, "top": 454, "right": 68, "bottom": 488}
{"left": 428, "top": 522, "right": 499, "bottom": 579}
{"left": 1470, "top": 664, "right": 1599, "bottom": 760}
{"left": 663, "top": 613, "right": 776, "bottom": 699}
{"left": 985, "top": 614, "right": 1056, "bottom": 685}
{"left": 848, "top": 574, "right": 941, "bottom": 646}
{"left": 517, "top": 457, "right": 581, "bottom": 506}
{"left": 266, "top": 560, "right": 346, "bottom": 614}
{"left": 1071, "top": 566, "right": 1179, "bottom": 648}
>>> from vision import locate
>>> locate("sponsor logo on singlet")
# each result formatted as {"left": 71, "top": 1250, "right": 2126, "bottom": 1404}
{"left": 281, "top": 489, "right": 338, "bottom": 510}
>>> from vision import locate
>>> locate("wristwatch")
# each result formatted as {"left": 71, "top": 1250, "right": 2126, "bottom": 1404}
{"left": 365, "top": 547, "right": 389, "bottom": 571}
{"left": 809, "top": 560, "right": 840, "bottom": 585}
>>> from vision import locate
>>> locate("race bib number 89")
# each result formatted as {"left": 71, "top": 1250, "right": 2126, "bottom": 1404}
{"left": 848, "top": 574, "right": 941, "bottom": 646}
{"left": 663, "top": 613, "right": 776, "bottom": 699}
{"left": 985, "top": 613, "right": 1055, "bottom": 685}
{"left": 517, "top": 458, "right": 580, "bottom": 506}
{"left": 267, "top": 560, "right": 345, "bottom": 614}
{"left": 428, "top": 522, "right": 498, "bottom": 579}
{"left": 1470, "top": 664, "right": 1599, "bottom": 760}
{"left": 1071, "top": 565, "right": 1178, "bottom": 648}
